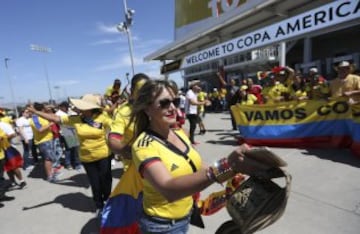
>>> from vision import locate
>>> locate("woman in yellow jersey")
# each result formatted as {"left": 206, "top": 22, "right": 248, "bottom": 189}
{"left": 130, "top": 80, "right": 268, "bottom": 234}
{"left": 238, "top": 85, "right": 258, "bottom": 105}
{"left": 290, "top": 74, "right": 308, "bottom": 101}
{"left": 27, "top": 94, "right": 112, "bottom": 217}
{"left": 108, "top": 73, "right": 150, "bottom": 171}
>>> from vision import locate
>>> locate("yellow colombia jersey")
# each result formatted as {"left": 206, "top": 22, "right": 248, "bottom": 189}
{"left": 240, "top": 94, "right": 258, "bottom": 105}
{"left": 0, "top": 128, "right": 10, "bottom": 160}
{"left": 132, "top": 129, "right": 202, "bottom": 219}
{"left": 261, "top": 86, "right": 272, "bottom": 102}
{"left": 0, "top": 116, "right": 13, "bottom": 125}
{"left": 289, "top": 85, "right": 307, "bottom": 99}
{"left": 197, "top": 91, "right": 207, "bottom": 113}
{"left": 29, "top": 115, "right": 53, "bottom": 145}
{"left": 330, "top": 74, "right": 360, "bottom": 102}
{"left": 219, "top": 88, "right": 227, "bottom": 98}
{"left": 294, "top": 89, "right": 308, "bottom": 99}
{"left": 311, "top": 84, "right": 329, "bottom": 99}
{"left": 110, "top": 102, "right": 134, "bottom": 145}
{"left": 61, "top": 112, "right": 111, "bottom": 163}
{"left": 211, "top": 91, "right": 219, "bottom": 99}
{"left": 103, "top": 104, "right": 112, "bottom": 119}
{"left": 267, "top": 83, "right": 291, "bottom": 103}
{"left": 105, "top": 85, "right": 120, "bottom": 97}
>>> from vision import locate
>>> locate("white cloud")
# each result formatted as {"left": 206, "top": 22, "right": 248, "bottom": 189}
{"left": 54, "top": 80, "right": 80, "bottom": 86}
{"left": 96, "top": 22, "right": 118, "bottom": 34}
{"left": 94, "top": 53, "right": 145, "bottom": 72}
{"left": 89, "top": 38, "right": 125, "bottom": 46}
{"left": 91, "top": 27, "right": 177, "bottom": 80}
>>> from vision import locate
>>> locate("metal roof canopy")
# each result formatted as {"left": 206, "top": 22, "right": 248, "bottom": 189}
{"left": 144, "top": 0, "right": 333, "bottom": 62}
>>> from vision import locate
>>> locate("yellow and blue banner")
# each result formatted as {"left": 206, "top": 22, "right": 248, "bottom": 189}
{"left": 100, "top": 163, "right": 143, "bottom": 234}
{"left": 350, "top": 104, "right": 360, "bottom": 157}
{"left": 231, "top": 98, "right": 360, "bottom": 156}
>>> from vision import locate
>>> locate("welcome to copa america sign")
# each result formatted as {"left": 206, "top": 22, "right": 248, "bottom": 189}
{"left": 181, "top": 0, "right": 360, "bottom": 69}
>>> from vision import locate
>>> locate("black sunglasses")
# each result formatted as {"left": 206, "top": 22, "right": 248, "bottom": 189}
{"left": 158, "top": 97, "right": 180, "bottom": 109}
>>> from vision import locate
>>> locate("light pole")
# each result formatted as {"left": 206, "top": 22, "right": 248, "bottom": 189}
{"left": 53, "top": 85, "right": 60, "bottom": 101}
{"left": 116, "top": 0, "right": 136, "bottom": 77}
{"left": 30, "top": 44, "right": 53, "bottom": 103}
{"left": 3, "top": 58, "right": 18, "bottom": 118}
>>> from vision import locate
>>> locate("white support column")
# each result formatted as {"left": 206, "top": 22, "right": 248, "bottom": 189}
{"left": 279, "top": 42, "right": 286, "bottom": 66}
{"left": 303, "top": 36, "right": 312, "bottom": 64}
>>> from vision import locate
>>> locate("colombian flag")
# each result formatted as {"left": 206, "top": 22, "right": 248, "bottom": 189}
{"left": 231, "top": 98, "right": 353, "bottom": 148}
{"left": 350, "top": 104, "right": 360, "bottom": 158}
{"left": 4, "top": 146, "right": 23, "bottom": 172}
{"left": 100, "top": 163, "right": 143, "bottom": 234}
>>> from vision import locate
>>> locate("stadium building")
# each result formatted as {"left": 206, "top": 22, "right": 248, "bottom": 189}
{"left": 145, "top": 0, "right": 360, "bottom": 89}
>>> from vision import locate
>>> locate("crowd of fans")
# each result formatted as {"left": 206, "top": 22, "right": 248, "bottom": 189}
{"left": 187, "top": 61, "right": 360, "bottom": 130}
{"left": 206, "top": 61, "right": 359, "bottom": 108}
{"left": 0, "top": 60, "right": 359, "bottom": 231}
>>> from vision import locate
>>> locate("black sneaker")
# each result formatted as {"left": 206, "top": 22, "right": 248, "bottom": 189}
{"left": 7, "top": 182, "right": 18, "bottom": 191}
{"left": 0, "top": 195, "right": 15, "bottom": 202}
{"left": 0, "top": 203, "right": 4, "bottom": 208}
{"left": 19, "top": 181, "right": 27, "bottom": 189}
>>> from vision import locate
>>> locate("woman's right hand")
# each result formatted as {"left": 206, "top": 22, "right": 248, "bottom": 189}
{"left": 227, "top": 144, "right": 269, "bottom": 175}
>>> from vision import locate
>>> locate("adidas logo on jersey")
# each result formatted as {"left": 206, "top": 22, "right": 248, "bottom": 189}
{"left": 137, "top": 135, "right": 154, "bottom": 147}
{"left": 170, "top": 163, "right": 179, "bottom": 171}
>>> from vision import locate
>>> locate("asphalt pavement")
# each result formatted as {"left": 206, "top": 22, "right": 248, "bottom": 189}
{"left": 1, "top": 112, "right": 360, "bottom": 234}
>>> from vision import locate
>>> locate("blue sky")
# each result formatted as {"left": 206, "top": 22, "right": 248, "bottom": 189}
{"left": 0, "top": 0, "right": 181, "bottom": 105}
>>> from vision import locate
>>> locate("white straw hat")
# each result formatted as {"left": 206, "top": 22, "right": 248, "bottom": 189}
{"left": 189, "top": 79, "right": 201, "bottom": 87}
{"left": 70, "top": 94, "right": 102, "bottom": 110}
{"left": 309, "top": 67, "right": 318, "bottom": 73}
{"left": 338, "top": 61, "right": 350, "bottom": 67}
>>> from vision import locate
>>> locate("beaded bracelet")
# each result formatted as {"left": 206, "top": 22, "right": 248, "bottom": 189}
{"left": 205, "top": 168, "right": 216, "bottom": 182}
{"left": 206, "top": 158, "right": 235, "bottom": 184}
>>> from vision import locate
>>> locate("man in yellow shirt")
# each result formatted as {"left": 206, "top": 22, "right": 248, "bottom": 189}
{"left": 197, "top": 87, "right": 207, "bottom": 134}
{"left": 210, "top": 88, "right": 220, "bottom": 112}
{"left": 330, "top": 61, "right": 360, "bottom": 104}
{"left": 104, "top": 79, "right": 121, "bottom": 102}
{"left": 29, "top": 103, "right": 58, "bottom": 182}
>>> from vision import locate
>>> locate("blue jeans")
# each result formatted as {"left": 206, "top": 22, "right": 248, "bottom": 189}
{"left": 37, "top": 140, "right": 56, "bottom": 162}
{"left": 139, "top": 213, "right": 190, "bottom": 234}
{"left": 64, "top": 146, "right": 81, "bottom": 168}
{"left": 52, "top": 138, "right": 63, "bottom": 168}
{"left": 22, "top": 139, "right": 34, "bottom": 169}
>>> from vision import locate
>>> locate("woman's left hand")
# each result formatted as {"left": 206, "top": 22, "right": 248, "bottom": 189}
{"left": 227, "top": 144, "right": 269, "bottom": 175}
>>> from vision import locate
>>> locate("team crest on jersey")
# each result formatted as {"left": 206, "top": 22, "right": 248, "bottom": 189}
{"left": 170, "top": 163, "right": 179, "bottom": 171}
{"left": 137, "top": 134, "right": 154, "bottom": 148}
{"left": 93, "top": 122, "right": 102, "bottom": 128}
